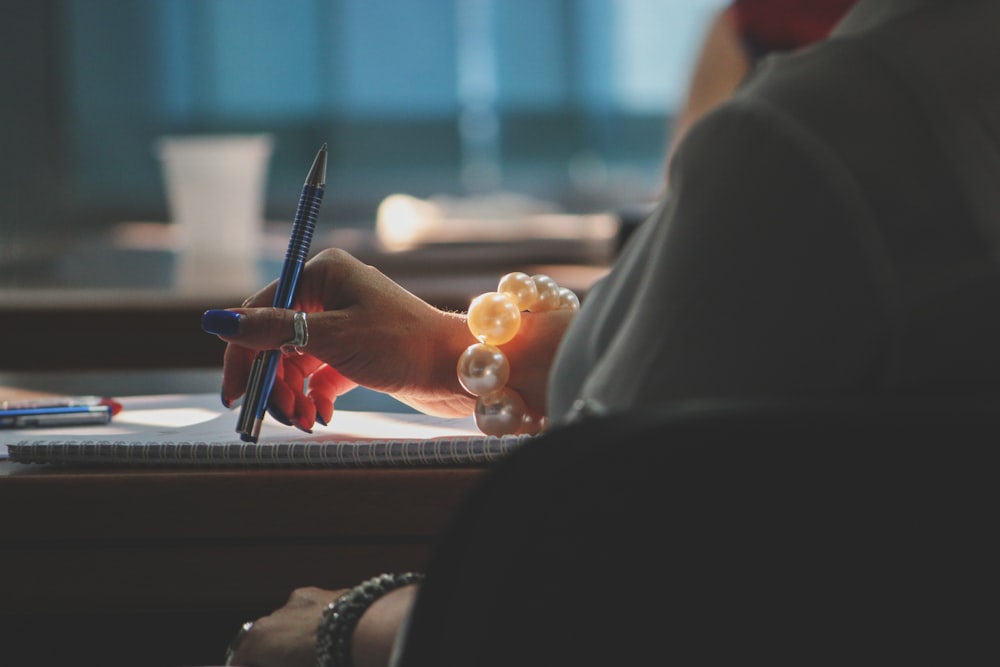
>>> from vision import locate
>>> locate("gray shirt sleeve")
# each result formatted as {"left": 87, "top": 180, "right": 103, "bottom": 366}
{"left": 548, "top": 98, "right": 895, "bottom": 422}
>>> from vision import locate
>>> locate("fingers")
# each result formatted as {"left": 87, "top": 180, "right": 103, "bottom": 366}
{"left": 267, "top": 367, "right": 317, "bottom": 433}
{"left": 241, "top": 281, "right": 279, "bottom": 309}
{"left": 204, "top": 307, "right": 303, "bottom": 351}
{"left": 306, "top": 365, "right": 358, "bottom": 425}
{"left": 208, "top": 307, "right": 319, "bottom": 412}
{"left": 217, "top": 344, "right": 349, "bottom": 433}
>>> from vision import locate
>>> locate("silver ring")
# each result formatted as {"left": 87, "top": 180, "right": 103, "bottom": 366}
{"left": 280, "top": 310, "right": 310, "bottom": 355}
{"left": 224, "top": 620, "right": 255, "bottom": 665}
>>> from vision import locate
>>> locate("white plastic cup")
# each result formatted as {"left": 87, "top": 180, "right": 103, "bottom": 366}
{"left": 155, "top": 133, "right": 274, "bottom": 293}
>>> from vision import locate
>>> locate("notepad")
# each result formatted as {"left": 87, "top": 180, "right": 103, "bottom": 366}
{"left": 1, "top": 393, "right": 529, "bottom": 468}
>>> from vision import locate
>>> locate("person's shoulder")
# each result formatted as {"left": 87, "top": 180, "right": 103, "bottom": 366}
{"left": 728, "top": 0, "right": 1000, "bottom": 138}
{"left": 666, "top": 93, "right": 863, "bottom": 219}
{"left": 741, "top": 0, "right": 1000, "bottom": 103}
{"left": 672, "top": 74, "right": 843, "bottom": 168}
{"left": 663, "top": 77, "right": 888, "bottom": 246}
{"left": 733, "top": 36, "right": 878, "bottom": 110}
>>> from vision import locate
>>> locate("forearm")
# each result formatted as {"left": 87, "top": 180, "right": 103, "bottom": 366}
{"left": 388, "top": 309, "right": 477, "bottom": 417}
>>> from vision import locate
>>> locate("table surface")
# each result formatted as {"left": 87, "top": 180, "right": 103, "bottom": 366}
{"left": 0, "top": 459, "right": 486, "bottom": 667}
{"left": 0, "top": 460, "right": 484, "bottom": 613}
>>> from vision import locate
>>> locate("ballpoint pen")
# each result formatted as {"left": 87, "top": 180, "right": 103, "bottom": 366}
{"left": 0, "top": 395, "right": 122, "bottom": 428}
{"left": 236, "top": 143, "right": 327, "bottom": 442}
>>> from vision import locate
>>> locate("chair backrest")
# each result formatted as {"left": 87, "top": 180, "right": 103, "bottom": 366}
{"left": 397, "top": 397, "right": 1000, "bottom": 665}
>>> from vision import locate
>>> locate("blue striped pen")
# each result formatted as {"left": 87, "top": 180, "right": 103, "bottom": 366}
{"left": 237, "top": 143, "right": 327, "bottom": 442}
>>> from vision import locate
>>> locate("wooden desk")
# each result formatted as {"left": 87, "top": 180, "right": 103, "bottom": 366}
{"left": 0, "top": 461, "right": 485, "bottom": 666}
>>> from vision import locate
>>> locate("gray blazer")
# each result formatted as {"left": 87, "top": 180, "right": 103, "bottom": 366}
{"left": 549, "top": 0, "right": 1000, "bottom": 421}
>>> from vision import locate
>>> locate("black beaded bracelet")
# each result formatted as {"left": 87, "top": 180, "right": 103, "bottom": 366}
{"left": 316, "top": 572, "right": 425, "bottom": 667}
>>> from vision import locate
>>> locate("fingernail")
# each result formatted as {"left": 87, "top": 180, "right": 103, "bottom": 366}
{"left": 202, "top": 310, "right": 241, "bottom": 336}
{"left": 315, "top": 412, "right": 328, "bottom": 426}
{"left": 295, "top": 418, "right": 314, "bottom": 434}
{"left": 267, "top": 405, "right": 293, "bottom": 426}
{"left": 221, "top": 392, "right": 232, "bottom": 409}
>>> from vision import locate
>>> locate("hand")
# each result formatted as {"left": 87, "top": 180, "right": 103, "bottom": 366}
{"left": 227, "top": 586, "right": 346, "bottom": 667}
{"left": 228, "top": 583, "right": 419, "bottom": 667}
{"left": 205, "top": 249, "right": 475, "bottom": 431}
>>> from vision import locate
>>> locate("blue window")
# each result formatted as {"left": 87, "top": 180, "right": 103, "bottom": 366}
{"left": 5, "top": 0, "right": 724, "bottom": 236}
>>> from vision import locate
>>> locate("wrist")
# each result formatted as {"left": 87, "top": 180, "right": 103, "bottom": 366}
{"left": 317, "top": 572, "right": 424, "bottom": 667}
{"left": 456, "top": 273, "right": 579, "bottom": 435}
{"left": 413, "top": 309, "right": 480, "bottom": 411}
{"left": 503, "top": 309, "right": 577, "bottom": 415}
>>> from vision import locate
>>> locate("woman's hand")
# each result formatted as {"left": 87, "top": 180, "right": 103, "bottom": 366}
{"left": 228, "top": 584, "right": 419, "bottom": 667}
{"left": 204, "top": 248, "right": 476, "bottom": 430}
{"left": 228, "top": 587, "right": 345, "bottom": 667}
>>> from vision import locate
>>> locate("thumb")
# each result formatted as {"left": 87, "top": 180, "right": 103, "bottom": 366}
{"left": 202, "top": 308, "right": 301, "bottom": 351}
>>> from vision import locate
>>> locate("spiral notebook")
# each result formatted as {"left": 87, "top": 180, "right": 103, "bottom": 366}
{"left": 1, "top": 393, "right": 529, "bottom": 468}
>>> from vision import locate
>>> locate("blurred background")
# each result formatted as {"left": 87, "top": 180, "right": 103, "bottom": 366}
{"left": 1, "top": 0, "right": 725, "bottom": 281}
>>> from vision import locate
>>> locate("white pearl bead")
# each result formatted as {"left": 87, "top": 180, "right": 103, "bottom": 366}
{"left": 468, "top": 292, "right": 521, "bottom": 345}
{"left": 456, "top": 343, "right": 510, "bottom": 396}
{"left": 474, "top": 388, "right": 526, "bottom": 436}
{"left": 497, "top": 271, "right": 539, "bottom": 311}
{"left": 530, "top": 274, "right": 562, "bottom": 312}
{"left": 558, "top": 287, "right": 580, "bottom": 310}
{"left": 519, "top": 411, "right": 547, "bottom": 435}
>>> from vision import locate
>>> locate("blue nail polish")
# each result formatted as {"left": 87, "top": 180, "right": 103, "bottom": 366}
{"left": 202, "top": 310, "right": 241, "bottom": 336}
{"left": 267, "top": 405, "right": 293, "bottom": 426}
{"left": 315, "top": 412, "right": 328, "bottom": 426}
{"left": 221, "top": 392, "right": 232, "bottom": 409}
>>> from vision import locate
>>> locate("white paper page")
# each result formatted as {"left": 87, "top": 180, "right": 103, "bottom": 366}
{"left": 0, "top": 393, "right": 480, "bottom": 449}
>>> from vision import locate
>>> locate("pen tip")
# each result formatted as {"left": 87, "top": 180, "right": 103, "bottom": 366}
{"left": 305, "top": 143, "right": 328, "bottom": 187}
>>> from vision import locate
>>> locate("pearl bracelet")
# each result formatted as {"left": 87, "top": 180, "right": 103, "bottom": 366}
{"left": 457, "top": 272, "right": 579, "bottom": 436}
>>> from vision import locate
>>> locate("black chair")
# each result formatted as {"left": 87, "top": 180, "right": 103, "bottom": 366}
{"left": 397, "top": 397, "right": 1000, "bottom": 665}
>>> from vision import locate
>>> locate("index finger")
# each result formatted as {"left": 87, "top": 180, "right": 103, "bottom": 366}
{"left": 241, "top": 280, "right": 279, "bottom": 309}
